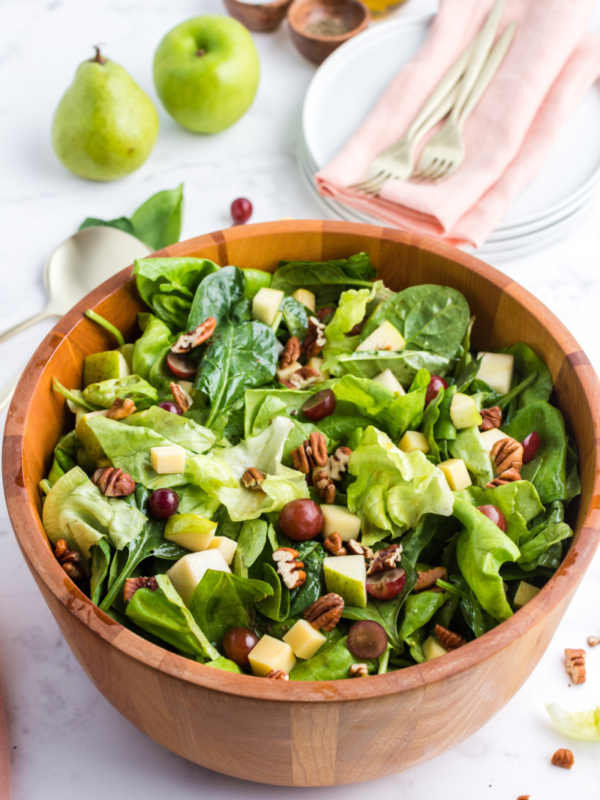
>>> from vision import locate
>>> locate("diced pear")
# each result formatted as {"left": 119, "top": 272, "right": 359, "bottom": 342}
{"left": 450, "top": 393, "right": 482, "bottom": 430}
{"left": 252, "top": 287, "right": 284, "bottom": 327}
{"left": 513, "top": 581, "right": 541, "bottom": 609}
{"left": 476, "top": 352, "right": 514, "bottom": 395}
{"left": 83, "top": 351, "right": 130, "bottom": 387}
{"left": 177, "top": 380, "right": 195, "bottom": 395}
{"left": 373, "top": 369, "right": 406, "bottom": 395}
{"left": 292, "top": 288, "right": 316, "bottom": 312}
{"left": 283, "top": 619, "right": 327, "bottom": 660}
{"left": 164, "top": 514, "right": 216, "bottom": 552}
{"left": 323, "top": 555, "right": 367, "bottom": 607}
{"left": 166, "top": 550, "right": 231, "bottom": 607}
{"left": 307, "top": 357, "right": 329, "bottom": 381}
{"left": 151, "top": 445, "right": 186, "bottom": 474}
{"left": 321, "top": 505, "right": 362, "bottom": 542}
{"left": 248, "top": 635, "right": 296, "bottom": 677}
{"left": 207, "top": 536, "right": 238, "bottom": 566}
{"left": 438, "top": 458, "right": 472, "bottom": 492}
{"left": 480, "top": 428, "right": 513, "bottom": 453}
{"left": 399, "top": 430, "right": 429, "bottom": 454}
{"left": 270, "top": 311, "right": 283, "bottom": 332}
{"left": 422, "top": 636, "right": 448, "bottom": 661}
{"left": 75, "top": 409, "right": 110, "bottom": 462}
{"left": 276, "top": 360, "right": 302, "bottom": 383}
{"left": 355, "top": 321, "right": 406, "bottom": 353}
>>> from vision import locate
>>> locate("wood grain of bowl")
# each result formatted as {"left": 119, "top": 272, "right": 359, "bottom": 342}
{"left": 4, "top": 221, "right": 600, "bottom": 786}
{"left": 288, "top": 0, "right": 370, "bottom": 65}
{"left": 223, "top": 0, "right": 293, "bottom": 32}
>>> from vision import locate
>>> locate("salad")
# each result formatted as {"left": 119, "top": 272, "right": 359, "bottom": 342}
{"left": 40, "top": 253, "right": 580, "bottom": 680}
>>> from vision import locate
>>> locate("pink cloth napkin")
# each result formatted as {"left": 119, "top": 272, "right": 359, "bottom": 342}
{"left": 315, "top": 0, "right": 600, "bottom": 248}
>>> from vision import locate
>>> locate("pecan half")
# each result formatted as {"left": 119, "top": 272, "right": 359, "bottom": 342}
{"left": 316, "top": 307, "right": 335, "bottom": 322}
{"left": 123, "top": 576, "right": 158, "bottom": 604}
{"left": 486, "top": 467, "right": 522, "bottom": 488}
{"left": 304, "top": 593, "right": 344, "bottom": 632}
{"left": 280, "top": 365, "right": 320, "bottom": 390}
{"left": 327, "top": 446, "right": 352, "bottom": 482}
{"left": 92, "top": 467, "right": 135, "bottom": 497}
{"left": 551, "top": 749, "right": 574, "bottom": 769}
{"left": 170, "top": 381, "right": 193, "bottom": 413}
{"left": 279, "top": 336, "right": 301, "bottom": 369}
{"left": 313, "top": 469, "right": 336, "bottom": 504}
{"left": 434, "top": 624, "right": 467, "bottom": 650}
{"left": 54, "top": 539, "right": 84, "bottom": 582}
{"left": 272, "top": 547, "right": 306, "bottom": 590}
{"left": 107, "top": 397, "right": 136, "bottom": 420}
{"left": 171, "top": 317, "right": 217, "bottom": 354}
{"left": 323, "top": 533, "right": 347, "bottom": 557}
{"left": 491, "top": 437, "right": 523, "bottom": 475}
{"left": 479, "top": 406, "right": 502, "bottom": 431}
{"left": 565, "top": 648, "right": 586, "bottom": 684}
{"left": 347, "top": 539, "right": 374, "bottom": 562}
{"left": 367, "top": 543, "right": 402, "bottom": 575}
{"left": 291, "top": 432, "right": 329, "bottom": 474}
{"left": 415, "top": 566, "right": 447, "bottom": 592}
{"left": 349, "top": 663, "right": 369, "bottom": 678}
{"left": 302, "top": 316, "right": 326, "bottom": 358}
{"left": 516, "top": 796, "right": 530, "bottom": 800}
{"left": 266, "top": 669, "right": 289, "bottom": 680}
{"left": 587, "top": 635, "right": 600, "bottom": 647}
{"left": 241, "top": 467, "right": 266, "bottom": 490}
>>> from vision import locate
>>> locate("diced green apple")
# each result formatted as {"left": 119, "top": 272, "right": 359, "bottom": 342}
{"left": 450, "top": 393, "right": 482, "bottom": 429}
{"left": 164, "top": 514, "right": 217, "bottom": 551}
{"left": 321, "top": 505, "right": 362, "bottom": 542}
{"left": 83, "top": 351, "right": 130, "bottom": 387}
{"left": 291, "top": 288, "right": 316, "bottom": 312}
{"left": 323, "top": 555, "right": 367, "bottom": 607}
{"left": 476, "top": 352, "right": 514, "bottom": 395}
{"left": 355, "top": 321, "right": 405, "bottom": 353}
{"left": 373, "top": 368, "right": 406, "bottom": 395}
{"left": 252, "top": 287, "right": 284, "bottom": 327}
{"left": 166, "top": 550, "right": 231, "bottom": 607}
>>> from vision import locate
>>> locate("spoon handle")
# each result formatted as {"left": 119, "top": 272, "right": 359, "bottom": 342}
{"left": 0, "top": 310, "right": 53, "bottom": 346}
{"left": 0, "top": 374, "right": 19, "bottom": 415}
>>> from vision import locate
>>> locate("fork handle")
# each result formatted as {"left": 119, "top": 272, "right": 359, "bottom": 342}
{"left": 450, "top": 0, "right": 507, "bottom": 122}
{"left": 458, "top": 22, "right": 517, "bottom": 125}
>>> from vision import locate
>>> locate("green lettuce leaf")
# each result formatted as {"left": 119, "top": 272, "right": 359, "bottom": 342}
{"left": 123, "top": 405, "right": 215, "bottom": 454}
{"left": 457, "top": 481, "right": 544, "bottom": 546}
{"left": 82, "top": 374, "right": 158, "bottom": 410}
{"left": 289, "top": 636, "right": 375, "bottom": 681}
{"left": 326, "top": 349, "right": 449, "bottom": 385}
{"left": 398, "top": 590, "right": 447, "bottom": 662}
{"left": 322, "top": 285, "right": 379, "bottom": 369}
{"left": 449, "top": 427, "right": 494, "bottom": 488}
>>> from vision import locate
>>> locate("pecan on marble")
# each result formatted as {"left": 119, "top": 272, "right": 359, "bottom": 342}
{"left": 587, "top": 635, "right": 600, "bottom": 647}
{"left": 303, "top": 593, "right": 344, "bottom": 632}
{"left": 551, "top": 749, "right": 574, "bottom": 769}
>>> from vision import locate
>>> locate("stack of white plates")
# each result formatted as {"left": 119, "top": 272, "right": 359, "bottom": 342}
{"left": 298, "top": 16, "right": 600, "bottom": 259}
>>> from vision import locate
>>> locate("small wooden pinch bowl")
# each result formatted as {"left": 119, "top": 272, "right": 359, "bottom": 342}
{"left": 4, "top": 221, "right": 600, "bottom": 786}
{"left": 288, "top": 0, "right": 370, "bottom": 65}
{"left": 223, "top": 0, "right": 294, "bottom": 32}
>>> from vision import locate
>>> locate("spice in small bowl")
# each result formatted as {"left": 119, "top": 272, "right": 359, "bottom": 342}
{"left": 288, "top": 0, "right": 370, "bottom": 65}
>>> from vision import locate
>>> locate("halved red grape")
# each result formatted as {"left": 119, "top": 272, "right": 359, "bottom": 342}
{"left": 149, "top": 488, "right": 179, "bottom": 519}
{"left": 425, "top": 375, "right": 449, "bottom": 406}
{"left": 166, "top": 352, "right": 197, "bottom": 380}
{"left": 158, "top": 401, "right": 182, "bottom": 416}
{"left": 366, "top": 568, "right": 406, "bottom": 601}
{"left": 231, "top": 197, "right": 253, "bottom": 225}
{"left": 223, "top": 627, "right": 259, "bottom": 666}
{"left": 302, "top": 389, "right": 336, "bottom": 422}
{"left": 476, "top": 504, "right": 507, "bottom": 532}
{"left": 522, "top": 431, "right": 541, "bottom": 463}
{"left": 279, "top": 499, "right": 324, "bottom": 541}
{"left": 347, "top": 620, "right": 388, "bottom": 660}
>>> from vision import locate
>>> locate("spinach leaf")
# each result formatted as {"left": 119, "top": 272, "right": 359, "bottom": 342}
{"left": 421, "top": 389, "right": 444, "bottom": 461}
{"left": 290, "top": 636, "right": 375, "bottom": 681}
{"left": 437, "top": 577, "right": 495, "bottom": 637}
{"left": 401, "top": 514, "right": 459, "bottom": 567}
{"left": 317, "top": 415, "right": 374, "bottom": 444}
{"left": 236, "top": 519, "right": 269, "bottom": 569}
{"left": 565, "top": 438, "right": 582, "bottom": 504}
{"left": 280, "top": 295, "right": 310, "bottom": 339}
{"left": 271, "top": 253, "right": 376, "bottom": 303}
{"left": 288, "top": 542, "right": 325, "bottom": 616}
{"left": 130, "top": 184, "right": 184, "bottom": 251}
{"left": 132, "top": 313, "right": 175, "bottom": 393}
{"left": 80, "top": 216, "right": 134, "bottom": 235}
{"left": 457, "top": 481, "right": 544, "bottom": 547}
{"left": 125, "top": 574, "right": 218, "bottom": 660}
{"left": 204, "top": 657, "right": 243, "bottom": 673}
{"left": 361, "top": 284, "right": 470, "bottom": 360}
{"left": 499, "top": 344, "right": 553, "bottom": 408}
{"left": 255, "top": 563, "right": 290, "bottom": 621}
{"left": 449, "top": 427, "right": 494, "bottom": 488}
{"left": 398, "top": 590, "right": 447, "bottom": 662}
{"left": 187, "top": 266, "right": 249, "bottom": 332}
{"left": 134, "top": 257, "right": 220, "bottom": 332}
{"left": 518, "top": 522, "right": 573, "bottom": 570}
{"left": 196, "top": 320, "right": 278, "bottom": 427}
{"left": 189, "top": 571, "right": 273, "bottom": 646}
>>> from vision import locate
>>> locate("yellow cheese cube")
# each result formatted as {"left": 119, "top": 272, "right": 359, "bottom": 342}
{"left": 422, "top": 636, "right": 449, "bottom": 661}
{"left": 399, "top": 430, "right": 429, "bottom": 454}
{"left": 166, "top": 550, "right": 231, "bottom": 607}
{"left": 476, "top": 352, "right": 514, "bottom": 395}
{"left": 151, "top": 445, "right": 186, "bottom": 474}
{"left": 292, "top": 288, "right": 316, "bottom": 312}
{"left": 248, "top": 635, "right": 296, "bottom": 677}
{"left": 207, "top": 536, "right": 238, "bottom": 566}
{"left": 438, "top": 458, "right": 472, "bottom": 491}
{"left": 513, "top": 581, "right": 541, "bottom": 609}
{"left": 283, "top": 620, "right": 327, "bottom": 660}
{"left": 321, "top": 505, "right": 362, "bottom": 542}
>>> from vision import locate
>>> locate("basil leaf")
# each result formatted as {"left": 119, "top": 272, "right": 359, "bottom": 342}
{"left": 130, "top": 184, "right": 184, "bottom": 251}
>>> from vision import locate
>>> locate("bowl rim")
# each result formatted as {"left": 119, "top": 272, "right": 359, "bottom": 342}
{"left": 4, "top": 220, "right": 600, "bottom": 704}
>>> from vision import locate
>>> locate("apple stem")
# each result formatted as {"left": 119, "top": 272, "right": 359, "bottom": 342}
{"left": 91, "top": 45, "right": 107, "bottom": 64}
{"left": 195, "top": 49, "right": 205, "bottom": 57}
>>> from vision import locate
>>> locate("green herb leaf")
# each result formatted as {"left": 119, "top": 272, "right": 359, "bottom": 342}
{"left": 130, "top": 184, "right": 184, "bottom": 251}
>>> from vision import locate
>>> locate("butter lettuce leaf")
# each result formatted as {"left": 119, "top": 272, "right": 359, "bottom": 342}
{"left": 123, "top": 405, "right": 215, "bottom": 455}
{"left": 449, "top": 427, "right": 494, "bottom": 488}
{"left": 82, "top": 374, "right": 158, "bottom": 410}
{"left": 457, "top": 481, "right": 544, "bottom": 546}
{"left": 322, "top": 284, "right": 380, "bottom": 370}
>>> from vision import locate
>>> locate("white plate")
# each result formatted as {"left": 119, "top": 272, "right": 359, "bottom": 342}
{"left": 302, "top": 15, "right": 600, "bottom": 234}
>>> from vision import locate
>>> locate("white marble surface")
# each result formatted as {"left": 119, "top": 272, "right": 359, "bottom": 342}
{"left": 1, "top": 0, "right": 600, "bottom": 797}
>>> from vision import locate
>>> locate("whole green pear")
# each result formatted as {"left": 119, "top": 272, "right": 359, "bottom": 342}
{"left": 153, "top": 16, "right": 260, "bottom": 134}
{"left": 52, "top": 48, "right": 159, "bottom": 181}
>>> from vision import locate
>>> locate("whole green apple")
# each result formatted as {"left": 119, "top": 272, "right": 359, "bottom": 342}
{"left": 153, "top": 15, "right": 260, "bottom": 134}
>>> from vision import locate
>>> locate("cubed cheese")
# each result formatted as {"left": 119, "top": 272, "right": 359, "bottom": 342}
{"left": 291, "top": 288, "right": 316, "bottom": 312}
{"left": 283, "top": 620, "right": 327, "bottom": 660}
{"left": 513, "top": 581, "right": 541, "bottom": 609}
{"left": 422, "top": 636, "right": 449, "bottom": 661}
{"left": 399, "top": 430, "right": 429, "bottom": 454}
{"left": 438, "top": 458, "right": 472, "bottom": 491}
{"left": 476, "top": 352, "right": 514, "bottom": 395}
{"left": 166, "top": 550, "right": 231, "bottom": 607}
{"left": 373, "top": 368, "right": 406, "bottom": 395}
{"left": 252, "top": 287, "right": 284, "bottom": 327}
{"left": 248, "top": 635, "right": 296, "bottom": 677}
{"left": 207, "top": 536, "right": 238, "bottom": 566}
{"left": 320, "top": 505, "right": 362, "bottom": 542}
{"left": 151, "top": 445, "right": 186, "bottom": 474}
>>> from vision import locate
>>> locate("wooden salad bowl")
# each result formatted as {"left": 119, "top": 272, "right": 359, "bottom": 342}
{"left": 4, "top": 221, "right": 600, "bottom": 786}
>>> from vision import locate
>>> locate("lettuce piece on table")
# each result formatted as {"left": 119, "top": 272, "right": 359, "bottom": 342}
{"left": 546, "top": 702, "right": 600, "bottom": 742}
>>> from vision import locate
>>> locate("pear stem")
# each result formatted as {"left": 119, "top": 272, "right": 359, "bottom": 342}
{"left": 91, "top": 46, "right": 107, "bottom": 64}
